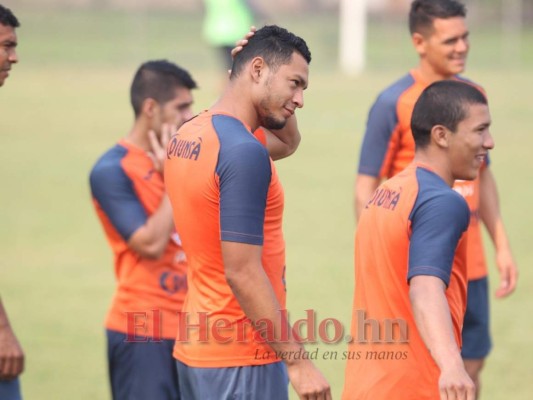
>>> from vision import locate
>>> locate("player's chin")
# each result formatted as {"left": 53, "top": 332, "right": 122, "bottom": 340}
{"left": 450, "top": 61, "right": 466, "bottom": 74}
{"left": 464, "top": 168, "right": 480, "bottom": 181}
{"left": 263, "top": 115, "right": 287, "bottom": 130}
{"left": 454, "top": 165, "right": 478, "bottom": 181}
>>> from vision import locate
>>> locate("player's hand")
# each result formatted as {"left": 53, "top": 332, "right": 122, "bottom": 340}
{"left": 287, "top": 358, "right": 331, "bottom": 400}
{"left": 228, "top": 26, "right": 257, "bottom": 75}
{"left": 438, "top": 364, "right": 475, "bottom": 400}
{"left": 148, "top": 123, "right": 173, "bottom": 174}
{"left": 0, "top": 324, "right": 24, "bottom": 380}
{"left": 494, "top": 247, "right": 518, "bottom": 298}
{"left": 231, "top": 26, "right": 256, "bottom": 58}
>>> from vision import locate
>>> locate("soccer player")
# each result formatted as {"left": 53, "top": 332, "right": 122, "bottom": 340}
{"left": 90, "top": 60, "right": 196, "bottom": 400}
{"left": 89, "top": 55, "right": 303, "bottom": 399}
{"left": 0, "top": 4, "right": 23, "bottom": 400}
{"left": 353, "top": 0, "right": 518, "bottom": 394}
{"left": 344, "top": 80, "right": 493, "bottom": 400}
{"left": 165, "top": 25, "right": 331, "bottom": 400}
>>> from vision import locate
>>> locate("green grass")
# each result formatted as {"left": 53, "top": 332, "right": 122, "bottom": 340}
{"left": 0, "top": 7, "right": 532, "bottom": 399}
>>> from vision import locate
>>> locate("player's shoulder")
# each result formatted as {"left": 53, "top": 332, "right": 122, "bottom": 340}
{"left": 211, "top": 114, "right": 268, "bottom": 156}
{"left": 89, "top": 143, "right": 130, "bottom": 188}
{"left": 374, "top": 73, "right": 417, "bottom": 107}
{"left": 414, "top": 167, "right": 469, "bottom": 215}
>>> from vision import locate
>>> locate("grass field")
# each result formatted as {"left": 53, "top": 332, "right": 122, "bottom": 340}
{"left": 0, "top": 5, "right": 532, "bottom": 399}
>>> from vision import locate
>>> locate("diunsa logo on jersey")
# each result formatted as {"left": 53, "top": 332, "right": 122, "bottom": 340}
{"left": 167, "top": 136, "right": 202, "bottom": 161}
{"left": 366, "top": 186, "right": 402, "bottom": 211}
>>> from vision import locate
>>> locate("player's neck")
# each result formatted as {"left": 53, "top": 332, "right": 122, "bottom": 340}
{"left": 211, "top": 82, "right": 259, "bottom": 132}
{"left": 415, "top": 63, "right": 454, "bottom": 84}
{"left": 413, "top": 151, "right": 454, "bottom": 187}
{"left": 126, "top": 124, "right": 151, "bottom": 151}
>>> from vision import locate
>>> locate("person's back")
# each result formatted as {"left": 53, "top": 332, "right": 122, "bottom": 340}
{"left": 166, "top": 110, "right": 286, "bottom": 366}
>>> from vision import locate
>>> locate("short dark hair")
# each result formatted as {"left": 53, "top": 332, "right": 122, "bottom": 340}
{"left": 0, "top": 4, "right": 20, "bottom": 27}
{"left": 409, "top": 0, "right": 466, "bottom": 35}
{"left": 130, "top": 60, "right": 197, "bottom": 118}
{"left": 230, "top": 25, "right": 311, "bottom": 79}
{"left": 411, "top": 80, "right": 487, "bottom": 148}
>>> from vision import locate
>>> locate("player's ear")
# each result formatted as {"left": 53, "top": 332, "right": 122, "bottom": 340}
{"left": 250, "top": 56, "right": 265, "bottom": 83}
{"left": 142, "top": 98, "right": 158, "bottom": 118}
{"left": 412, "top": 32, "right": 427, "bottom": 56}
{"left": 431, "top": 125, "right": 450, "bottom": 148}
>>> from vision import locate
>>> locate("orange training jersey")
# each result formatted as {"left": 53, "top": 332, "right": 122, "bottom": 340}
{"left": 164, "top": 111, "right": 286, "bottom": 368}
{"left": 343, "top": 163, "right": 470, "bottom": 399}
{"left": 89, "top": 139, "right": 188, "bottom": 340}
{"left": 357, "top": 69, "right": 488, "bottom": 280}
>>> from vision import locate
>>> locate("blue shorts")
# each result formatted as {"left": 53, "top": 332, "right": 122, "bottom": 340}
{"left": 176, "top": 360, "right": 289, "bottom": 400}
{"left": 106, "top": 329, "right": 179, "bottom": 400}
{"left": 461, "top": 277, "right": 492, "bottom": 359}
{"left": 0, "top": 378, "right": 22, "bottom": 400}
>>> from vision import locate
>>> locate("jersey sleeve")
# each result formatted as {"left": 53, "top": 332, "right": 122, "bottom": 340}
{"left": 216, "top": 141, "right": 271, "bottom": 246}
{"left": 407, "top": 192, "right": 470, "bottom": 286}
{"left": 357, "top": 93, "right": 398, "bottom": 177}
{"left": 89, "top": 164, "right": 148, "bottom": 242}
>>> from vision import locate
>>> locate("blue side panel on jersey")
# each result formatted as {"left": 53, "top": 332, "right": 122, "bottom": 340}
{"left": 213, "top": 115, "right": 271, "bottom": 246}
{"left": 358, "top": 73, "right": 415, "bottom": 176}
{"left": 407, "top": 167, "right": 470, "bottom": 286}
{"left": 90, "top": 144, "right": 148, "bottom": 241}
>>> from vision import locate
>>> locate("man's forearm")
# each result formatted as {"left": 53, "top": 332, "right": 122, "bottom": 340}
{"left": 225, "top": 262, "right": 302, "bottom": 356}
{"left": 409, "top": 277, "right": 462, "bottom": 370}
{"left": 263, "top": 115, "right": 301, "bottom": 161}
{"left": 127, "top": 195, "right": 174, "bottom": 259}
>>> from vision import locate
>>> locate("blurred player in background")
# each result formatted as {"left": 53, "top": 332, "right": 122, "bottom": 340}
{"left": 90, "top": 60, "right": 195, "bottom": 400}
{"left": 345, "top": 80, "right": 493, "bottom": 400}
{"left": 165, "top": 25, "right": 331, "bottom": 400}
{"left": 0, "top": 4, "right": 23, "bottom": 400}
{"left": 202, "top": 0, "right": 255, "bottom": 72}
{"left": 353, "top": 1, "right": 518, "bottom": 396}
